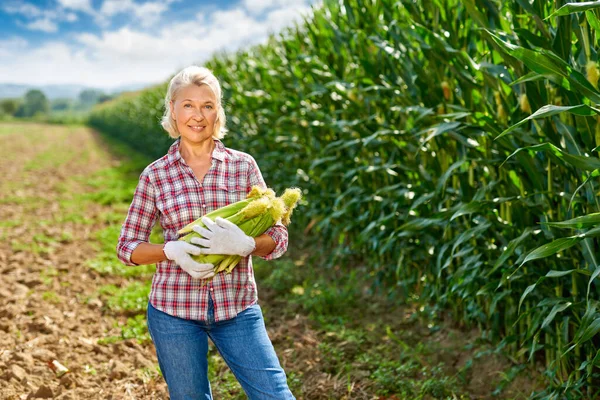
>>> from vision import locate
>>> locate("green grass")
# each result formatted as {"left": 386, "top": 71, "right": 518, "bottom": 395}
{"left": 86, "top": 224, "right": 156, "bottom": 277}
{"left": 98, "top": 281, "right": 151, "bottom": 314}
{"left": 253, "top": 241, "right": 526, "bottom": 398}
{"left": 41, "top": 291, "right": 62, "bottom": 304}
{"left": 40, "top": 267, "right": 59, "bottom": 286}
{"left": 98, "top": 315, "right": 151, "bottom": 345}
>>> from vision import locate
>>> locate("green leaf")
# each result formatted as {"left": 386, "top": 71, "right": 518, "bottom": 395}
{"left": 545, "top": 269, "right": 577, "bottom": 278}
{"left": 436, "top": 159, "right": 466, "bottom": 196}
{"left": 496, "top": 104, "right": 600, "bottom": 140}
{"left": 520, "top": 237, "right": 582, "bottom": 266}
{"left": 541, "top": 302, "right": 572, "bottom": 330}
{"left": 575, "top": 317, "right": 600, "bottom": 344}
{"left": 519, "top": 282, "right": 539, "bottom": 312}
{"left": 543, "top": 213, "right": 600, "bottom": 229}
{"left": 503, "top": 143, "right": 600, "bottom": 171}
{"left": 398, "top": 218, "right": 444, "bottom": 232}
{"left": 509, "top": 71, "right": 546, "bottom": 86}
{"left": 417, "top": 122, "right": 462, "bottom": 143}
{"left": 579, "top": 225, "right": 600, "bottom": 237}
{"left": 547, "top": 1, "right": 600, "bottom": 19}
{"left": 588, "top": 265, "right": 600, "bottom": 303}
{"left": 487, "top": 31, "right": 564, "bottom": 75}
{"left": 450, "top": 201, "right": 485, "bottom": 221}
{"left": 568, "top": 169, "right": 600, "bottom": 210}
{"left": 587, "top": 10, "right": 600, "bottom": 34}
{"left": 462, "top": 0, "right": 490, "bottom": 28}
{"left": 488, "top": 228, "right": 534, "bottom": 277}
{"left": 487, "top": 31, "right": 600, "bottom": 103}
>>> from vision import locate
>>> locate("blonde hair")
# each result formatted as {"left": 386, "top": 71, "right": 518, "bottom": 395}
{"left": 161, "top": 66, "right": 227, "bottom": 139}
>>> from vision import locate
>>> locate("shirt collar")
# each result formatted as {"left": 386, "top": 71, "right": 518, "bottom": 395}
{"left": 167, "top": 137, "right": 227, "bottom": 165}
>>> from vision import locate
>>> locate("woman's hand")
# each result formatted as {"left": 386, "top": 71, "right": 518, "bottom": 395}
{"left": 190, "top": 217, "right": 256, "bottom": 256}
{"left": 163, "top": 241, "right": 215, "bottom": 279}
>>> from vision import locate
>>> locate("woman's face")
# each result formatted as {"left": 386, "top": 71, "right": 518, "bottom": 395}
{"left": 170, "top": 84, "right": 218, "bottom": 143}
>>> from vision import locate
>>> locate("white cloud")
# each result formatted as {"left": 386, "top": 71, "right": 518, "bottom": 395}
{"left": 2, "top": 0, "right": 81, "bottom": 32}
{"left": 0, "top": 37, "right": 29, "bottom": 58}
{"left": 56, "top": 0, "right": 94, "bottom": 14}
{"left": 263, "top": 4, "right": 313, "bottom": 32}
{"left": 99, "top": 0, "right": 134, "bottom": 17}
{"left": 242, "top": 0, "right": 294, "bottom": 14}
{"left": 132, "top": 2, "right": 170, "bottom": 27}
{"left": 24, "top": 18, "right": 59, "bottom": 33}
{"left": 0, "top": 1, "right": 316, "bottom": 88}
{"left": 1, "top": 1, "right": 43, "bottom": 18}
{"left": 97, "top": 0, "right": 171, "bottom": 28}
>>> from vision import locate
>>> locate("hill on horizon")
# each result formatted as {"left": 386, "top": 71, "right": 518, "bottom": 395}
{"left": 0, "top": 82, "right": 153, "bottom": 100}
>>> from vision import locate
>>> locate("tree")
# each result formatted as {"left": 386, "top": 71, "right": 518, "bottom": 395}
{"left": 78, "top": 89, "right": 106, "bottom": 109}
{"left": 15, "top": 89, "right": 49, "bottom": 117}
{"left": 0, "top": 99, "right": 20, "bottom": 116}
{"left": 51, "top": 98, "right": 72, "bottom": 112}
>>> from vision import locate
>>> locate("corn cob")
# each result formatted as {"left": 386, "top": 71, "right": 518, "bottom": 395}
{"left": 178, "top": 186, "right": 301, "bottom": 279}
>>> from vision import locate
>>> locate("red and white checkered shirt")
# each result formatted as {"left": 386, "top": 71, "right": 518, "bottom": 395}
{"left": 117, "top": 138, "right": 288, "bottom": 322}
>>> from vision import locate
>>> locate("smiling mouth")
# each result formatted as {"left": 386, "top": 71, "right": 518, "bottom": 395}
{"left": 188, "top": 125, "right": 206, "bottom": 132}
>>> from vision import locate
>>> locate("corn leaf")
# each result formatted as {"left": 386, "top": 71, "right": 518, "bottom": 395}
{"left": 542, "top": 213, "right": 600, "bottom": 229}
{"left": 574, "top": 317, "right": 600, "bottom": 344}
{"left": 547, "top": 1, "right": 600, "bottom": 19}
{"left": 489, "top": 228, "right": 534, "bottom": 277}
{"left": 503, "top": 143, "right": 600, "bottom": 171}
{"left": 520, "top": 282, "right": 540, "bottom": 311}
{"left": 541, "top": 302, "right": 572, "bottom": 330}
{"left": 496, "top": 104, "right": 600, "bottom": 140}
{"left": 587, "top": 10, "right": 600, "bottom": 34}
{"left": 520, "top": 237, "right": 581, "bottom": 266}
{"left": 488, "top": 31, "right": 600, "bottom": 103}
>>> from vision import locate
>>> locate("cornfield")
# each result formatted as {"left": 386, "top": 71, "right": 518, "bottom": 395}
{"left": 90, "top": 0, "right": 600, "bottom": 397}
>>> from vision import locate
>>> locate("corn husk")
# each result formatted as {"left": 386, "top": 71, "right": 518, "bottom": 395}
{"left": 177, "top": 186, "right": 302, "bottom": 280}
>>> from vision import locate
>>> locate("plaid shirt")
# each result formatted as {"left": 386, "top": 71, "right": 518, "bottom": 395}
{"left": 117, "top": 139, "right": 288, "bottom": 322}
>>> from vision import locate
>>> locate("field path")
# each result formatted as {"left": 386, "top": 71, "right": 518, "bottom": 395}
{"left": 0, "top": 123, "right": 173, "bottom": 399}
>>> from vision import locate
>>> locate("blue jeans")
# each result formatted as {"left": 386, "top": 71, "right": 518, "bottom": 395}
{"left": 146, "top": 298, "right": 295, "bottom": 400}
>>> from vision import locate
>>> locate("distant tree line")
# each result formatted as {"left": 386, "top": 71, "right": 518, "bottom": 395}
{"left": 0, "top": 89, "right": 113, "bottom": 118}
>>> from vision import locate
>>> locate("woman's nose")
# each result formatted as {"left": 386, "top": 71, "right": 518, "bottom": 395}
{"left": 191, "top": 108, "right": 205, "bottom": 119}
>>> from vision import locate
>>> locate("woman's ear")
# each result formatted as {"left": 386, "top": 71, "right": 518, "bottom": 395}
{"left": 169, "top": 101, "right": 175, "bottom": 119}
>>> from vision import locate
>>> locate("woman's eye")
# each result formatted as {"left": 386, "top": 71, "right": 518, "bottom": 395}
{"left": 205, "top": 105, "right": 213, "bottom": 109}
{"left": 183, "top": 104, "right": 192, "bottom": 108}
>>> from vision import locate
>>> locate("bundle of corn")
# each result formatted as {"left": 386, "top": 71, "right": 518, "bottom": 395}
{"left": 177, "top": 186, "right": 301, "bottom": 278}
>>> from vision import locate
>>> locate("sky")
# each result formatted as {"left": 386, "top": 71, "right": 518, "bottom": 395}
{"left": 0, "top": 0, "right": 318, "bottom": 90}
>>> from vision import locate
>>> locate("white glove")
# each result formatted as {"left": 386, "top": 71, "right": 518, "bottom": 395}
{"left": 190, "top": 216, "right": 256, "bottom": 257}
{"left": 163, "top": 241, "right": 215, "bottom": 280}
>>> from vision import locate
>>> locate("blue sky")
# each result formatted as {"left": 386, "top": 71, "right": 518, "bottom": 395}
{"left": 0, "top": 0, "right": 318, "bottom": 89}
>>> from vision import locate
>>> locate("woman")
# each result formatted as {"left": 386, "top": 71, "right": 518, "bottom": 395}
{"left": 116, "top": 65, "right": 295, "bottom": 399}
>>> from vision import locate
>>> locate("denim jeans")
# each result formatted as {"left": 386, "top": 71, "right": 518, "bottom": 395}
{"left": 146, "top": 297, "right": 295, "bottom": 400}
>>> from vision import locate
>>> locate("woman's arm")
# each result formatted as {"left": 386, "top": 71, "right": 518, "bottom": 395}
{"left": 131, "top": 242, "right": 168, "bottom": 265}
{"left": 252, "top": 234, "right": 276, "bottom": 257}
{"left": 117, "top": 171, "right": 159, "bottom": 266}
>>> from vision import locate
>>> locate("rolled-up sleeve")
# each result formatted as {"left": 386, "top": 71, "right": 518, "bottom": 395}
{"left": 247, "top": 156, "right": 288, "bottom": 260}
{"left": 117, "top": 169, "right": 158, "bottom": 265}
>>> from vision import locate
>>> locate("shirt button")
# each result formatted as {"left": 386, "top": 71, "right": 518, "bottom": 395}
{"left": 210, "top": 288, "right": 214, "bottom": 292}
{"left": 202, "top": 204, "right": 207, "bottom": 208}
